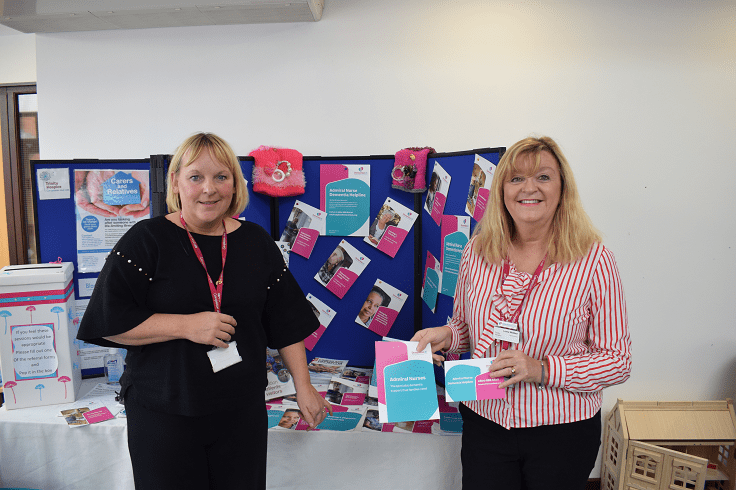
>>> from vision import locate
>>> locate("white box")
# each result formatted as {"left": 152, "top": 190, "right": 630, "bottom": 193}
{"left": 0, "top": 263, "right": 82, "bottom": 409}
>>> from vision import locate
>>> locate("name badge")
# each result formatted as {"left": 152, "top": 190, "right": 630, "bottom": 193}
{"left": 493, "top": 321, "right": 520, "bottom": 344}
{"left": 207, "top": 341, "right": 243, "bottom": 373}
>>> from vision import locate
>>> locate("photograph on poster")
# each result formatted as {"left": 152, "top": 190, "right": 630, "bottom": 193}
{"left": 465, "top": 155, "right": 496, "bottom": 222}
{"left": 314, "top": 240, "right": 370, "bottom": 299}
{"left": 364, "top": 198, "right": 417, "bottom": 258}
{"left": 424, "top": 162, "right": 451, "bottom": 226}
{"left": 355, "top": 279, "right": 407, "bottom": 337}
{"left": 279, "top": 200, "right": 326, "bottom": 259}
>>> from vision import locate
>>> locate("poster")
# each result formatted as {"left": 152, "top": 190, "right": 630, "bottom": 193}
{"left": 375, "top": 340, "right": 439, "bottom": 424}
{"left": 314, "top": 240, "right": 370, "bottom": 299}
{"left": 279, "top": 200, "right": 326, "bottom": 259}
{"left": 421, "top": 251, "right": 442, "bottom": 313}
{"left": 465, "top": 154, "right": 496, "bottom": 222}
{"left": 304, "top": 293, "right": 337, "bottom": 351}
{"left": 440, "top": 215, "right": 470, "bottom": 296}
{"left": 36, "top": 167, "right": 70, "bottom": 200}
{"left": 74, "top": 170, "right": 150, "bottom": 273}
{"left": 363, "top": 197, "right": 417, "bottom": 258}
{"left": 355, "top": 279, "right": 407, "bottom": 337}
{"left": 424, "top": 162, "right": 451, "bottom": 226}
{"left": 320, "top": 164, "right": 370, "bottom": 236}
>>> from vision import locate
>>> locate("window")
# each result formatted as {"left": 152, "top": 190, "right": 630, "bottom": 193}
{"left": 2, "top": 84, "right": 39, "bottom": 264}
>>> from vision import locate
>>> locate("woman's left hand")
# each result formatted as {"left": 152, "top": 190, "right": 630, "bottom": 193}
{"left": 489, "top": 349, "right": 544, "bottom": 389}
{"left": 296, "top": 384, "right": 334, "bottom": 430}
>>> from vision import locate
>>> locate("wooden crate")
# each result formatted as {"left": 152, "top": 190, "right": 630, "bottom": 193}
{"left": 601, "top": 399, "right": 736, "bottom": 490}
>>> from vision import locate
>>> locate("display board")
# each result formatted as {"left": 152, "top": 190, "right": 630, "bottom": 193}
{"left": 31, "top": 148, "right": 504, "bottom": 376}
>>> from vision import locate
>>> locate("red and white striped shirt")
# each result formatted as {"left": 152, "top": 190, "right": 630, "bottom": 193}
{"left": 447, "top": 239, "right": 631, "bottom": 429}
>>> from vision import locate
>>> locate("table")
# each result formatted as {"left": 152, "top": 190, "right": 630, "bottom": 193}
{"left": 0, "top": 380, "right": 462, "bottom": 490}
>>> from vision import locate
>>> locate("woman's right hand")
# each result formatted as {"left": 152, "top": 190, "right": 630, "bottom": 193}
{"left": 411, "top": 326, "right": 452, "bottom": 366}
{"left": 185, "top": 312, "right": 237, "bottom": 348}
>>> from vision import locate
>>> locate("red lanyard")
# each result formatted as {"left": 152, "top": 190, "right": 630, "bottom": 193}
{"left": 499, "top": 253, "right": 547, "bottom": 349}
{"left": 180, "top": 213, "right": 227, "bottom": 313}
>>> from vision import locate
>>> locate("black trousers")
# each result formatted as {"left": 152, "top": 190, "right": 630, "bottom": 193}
{"left": 125, "top": 386, "right": 267, "bottom": 490}
{"left": 460, "top": 405, "right": 601, "bottom": 490}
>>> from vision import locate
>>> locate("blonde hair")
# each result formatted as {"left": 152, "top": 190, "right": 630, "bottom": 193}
{"left": 166, "top": 132, "right": 249, "bottom": 217}
{"left": 473, "top": 136, "right": 601, "bottom": 265}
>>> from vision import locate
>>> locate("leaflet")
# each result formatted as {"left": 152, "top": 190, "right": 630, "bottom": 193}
{"left": 275, "top": 241, "right": 291, "bottom": 267}
{"left": 304, "top": 294, "right": 337, "bottom": 351}
{"left": 320, "top": 164, "right": 370, "bottom": 236}
{"left": 308, "top": 357, "right": 349, "bottom": 386}
{"left": 265, "top": 348, "right": 296, "bottom": 401}
{"left": 425, "top": 162, "right": 451, "bottom": 226}
{"left": 355, "top": 279, "right": 407, "bottom": 337}
{"left": 314, "top": 240, "right": 370, "bottom": 299}
{"left": 375, "top": 340, "right": 439, "bottom": 424}
{"left": 465, "top": 154, "right": 496, "bottom": 222}
{"left": 421, "top": 251, "right": 442, "bottom": 313}
{"left": 443, "top": 357, "right": 505, "bottom": 403}
{"left": 279, "top": 200, "right": 326, "bottom": 259}
{"left": 364, "top": 197, "right": 417, "bottom": 258}
{"left": 440, "top": 215, "right": 470, "bottom": 296}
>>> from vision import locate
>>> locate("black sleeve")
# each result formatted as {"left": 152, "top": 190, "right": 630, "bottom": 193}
{"left": 76, "top": 221, "right": 158, "bottom": 348}
{"left": 261, "top": 235, "right": 320, "bottom": 349}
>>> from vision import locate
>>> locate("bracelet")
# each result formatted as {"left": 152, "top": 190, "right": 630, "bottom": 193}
{"left": 538, "top": 359, "right": 546, "bottom": 389}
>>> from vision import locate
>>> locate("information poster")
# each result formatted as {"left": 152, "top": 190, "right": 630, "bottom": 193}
{"left": 364, "top": 197, "right": 417, "bottom": 258}
{"left": 375, "top": 340, "right": 439, "bottom": 424}
{"left": 314, "top": 240, "right": 370, "bottom": 299}
{"left": 304, "top": 293, "right": 337, "bottom": 351}
{"left": 421, "top": 251, "right": 442, "bottom": 313}
{"left": 465, "top": 154, "right": 496, "bottom": 222}
{"left": 444, "top": 357, "right": 505, "bottom": 402}
{"left": 440, "top": 215, "right": 470, "bottom": 296}
{"left": 320, "top": 164, "right": 370, "bottom": 236}
{"left": 75, "top": 170, "right": 150, "bottom": 273}
{"left": 279, "top": 200, "right": 326, "bottom": 259}
{"left": 11, "top": 324, "right": 58, "bottom": 381}
{"left": 425, "top": 162, "right": 451, "bottom": 226}
{"left": 355, "top": 279, "right": 407, "bottom": 337}
{"left": 36, "top": 168, "right": 71, "bottom": 200}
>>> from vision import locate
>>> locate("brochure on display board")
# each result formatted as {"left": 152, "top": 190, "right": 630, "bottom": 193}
{"left": 314, "top": 240, "right": 370, "bottom": 299}
{"left": 425, "top": 162, "right": 451, "bottom": 227}
{"left": 375, "top": 340, "right": 439, "bottom": 424}
{"left": 421, "top": 251, "right": 442, "bottom": 313}
{"left": 443, "top": 357, "right": 505, "bottom": 403}
{"left": 363, "top": 197, "right": 417, "bottom": 258}
{"left": 275, "top": 241, "right": 291, "bottom": 267}
{"left": 279, "top": 200, "right": 326, "bottom": 259}
{"left": 355, "top": 279, "right": 407, "bottom": 337}
{"left": 320, "top": 164, "right": 371, "bottom": 237}
{"left": 74, "top": 170, "right": 151, "bottom": 273}
{"left": 465, "top": 154, "right": 496, "bottom": 222}
{"left": 440, "top": 215, "right": 471, "bottom": 296}
{"left": 303, "top": 293, "right": 337, "bottom": 351}
{"left": 36, "top": 167, "right": 71, "bottom": 200}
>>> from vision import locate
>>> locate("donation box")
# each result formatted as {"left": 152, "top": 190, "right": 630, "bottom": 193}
{"left": 0, "top": 263, "right": 82, "bottom": 409}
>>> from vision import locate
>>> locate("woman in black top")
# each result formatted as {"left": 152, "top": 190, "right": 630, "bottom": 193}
{"left": 77, "top": 132, "right": 331, "bottom": 490}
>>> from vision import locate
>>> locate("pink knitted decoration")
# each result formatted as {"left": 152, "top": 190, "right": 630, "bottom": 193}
{"left": 249, "top": 146, "right": 305, "bottom": 197}
{"left": 392, "top": 147, "right": 435, "bottom": 193}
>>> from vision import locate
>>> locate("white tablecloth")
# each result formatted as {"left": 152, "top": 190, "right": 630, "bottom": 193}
{"left": 0, "top": 379, "right": 462, "bottom": 490}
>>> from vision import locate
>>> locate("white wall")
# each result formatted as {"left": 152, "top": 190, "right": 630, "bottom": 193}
{"left": 33, "top": 0, "right": 736, "bottom": 424}
{"left": 0, "top": 25, "right": 36, "bottom": 84}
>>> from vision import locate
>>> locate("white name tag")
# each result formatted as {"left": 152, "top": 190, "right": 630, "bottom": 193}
{"left": 207, "top": 341, "right": 243, "bottom": 373}
{"left": 493, "top": 321, "right": 520, "bottom": 344}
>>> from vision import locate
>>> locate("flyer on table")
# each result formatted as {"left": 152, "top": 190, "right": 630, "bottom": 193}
{"left": 265, "top": 348, "right": 296, "bottom": 401}
{"left": 422, "top": 251, "right": 442, "bottom": 313}
{"left": 279, "top": 200, "right": 326, "bottom": 259}
{"left": 75, "top": 170, "right": 151, "bottom": 273}
{"left": 314, "top": 240, "right": 370, "bottom": 299}
{"left": 375, "top": 340, "right": 439, "bottom": 424}
{"left": 304, "top": 293, "right": 337, "bottom": 351}
{"left": 364, "top": 197, "right": 417, "bottom": 258}
{"left": 465, "top": 155, "right": 496, "bottom": 222}
{"left": 440, "top": 215, "right": 470, "bottom": 296}
{"left": 444, "top": 357, "right": 505, "bottom": 403}
{"left": 425, "top": 162, "right": 451, "bottom": 226}
{"left": 355, "top": 279, "right": 407, "bottom": 337}
{"left": 320, "top": 164, "right": 370, "bottom": 236}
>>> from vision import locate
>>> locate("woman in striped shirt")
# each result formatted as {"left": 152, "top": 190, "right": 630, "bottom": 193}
{"left": 413, "top": 136, "right": 631, "bottom": 489}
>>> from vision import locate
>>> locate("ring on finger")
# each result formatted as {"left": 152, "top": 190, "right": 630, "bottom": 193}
{"left": 510, "top": 367, "right": 516, "bottom": 376}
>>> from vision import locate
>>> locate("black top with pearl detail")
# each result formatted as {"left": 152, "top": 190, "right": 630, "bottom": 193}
{"left": 77, "top": 216, "right": 318, "bottom": 416}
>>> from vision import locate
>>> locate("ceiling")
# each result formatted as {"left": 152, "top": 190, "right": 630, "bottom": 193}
{"left": 0, "top": 0, "right": 324, "bottom": 33}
